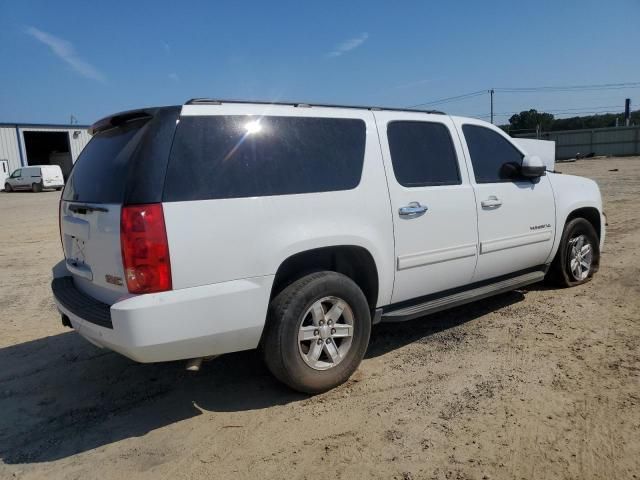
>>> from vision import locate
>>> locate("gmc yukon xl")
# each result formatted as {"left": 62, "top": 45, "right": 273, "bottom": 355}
{"left": 52, "top": 99, "right": 605, "bottom": 393}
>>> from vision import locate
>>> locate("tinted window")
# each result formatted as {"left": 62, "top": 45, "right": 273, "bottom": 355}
{"left": 462, "top": 125, "right": 524, "bottom": 183}
{"left": 387, "top": 121, "right": 460, "bottom": 187}
{"left": 164, "top": 116, "right": 366, "bottom": 201}
{"left": 62, "top": 121, "right": 147, "bottom": 203}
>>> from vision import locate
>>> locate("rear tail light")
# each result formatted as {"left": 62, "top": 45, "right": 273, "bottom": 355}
{"left": 120, "top": 204, "right": 172, "bottom": 294}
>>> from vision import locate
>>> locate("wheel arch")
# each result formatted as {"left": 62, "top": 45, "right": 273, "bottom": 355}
{"left": 547, "top": 204, "right": 603, "bottom": 265}
{"left": 269, "top": 245, "right": 380, "bottom": 311}
{"left": 565, "top": 206, "right": 601, "bottom": 240}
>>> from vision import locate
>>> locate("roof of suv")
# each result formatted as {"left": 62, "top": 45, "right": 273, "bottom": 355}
{"left": 184, "top": 98, "right": 445, "bottom": 115}
{"left": 90, "top": 100, "right": 445, "bottom": 135}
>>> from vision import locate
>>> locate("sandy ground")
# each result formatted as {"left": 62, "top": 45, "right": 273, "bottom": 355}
{"left": 0, "top": 157, "right": 638, "bottom": 480}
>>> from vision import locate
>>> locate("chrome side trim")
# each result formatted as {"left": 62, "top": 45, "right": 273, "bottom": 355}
{"left": 397, "top": 243, "right": 477, "bottom": 271}
{"left": 382, "top": 270, "right": 544, "bottom": 322}
{"left": 480, "top": 230, "right": 552, "bottom": 254}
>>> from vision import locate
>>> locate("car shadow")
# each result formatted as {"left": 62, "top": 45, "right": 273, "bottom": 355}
{"left": 0, "top": 290, "right": 525, "bottom": 464}
{"left": 366, "top": 289, "right": 525, "bottom": 359}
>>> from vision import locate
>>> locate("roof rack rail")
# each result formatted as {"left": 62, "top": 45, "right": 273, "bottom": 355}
{"left": 184, "top": 98, "right": 445, "bottom": 115}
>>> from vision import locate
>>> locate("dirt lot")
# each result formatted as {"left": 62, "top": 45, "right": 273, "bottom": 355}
{"left": 1, "top": 157, "right": 638, "bottom": 480}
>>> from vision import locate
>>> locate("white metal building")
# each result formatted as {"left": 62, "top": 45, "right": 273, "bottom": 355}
{"left": 0, "top": 122, "right": 91, "bottom": 179}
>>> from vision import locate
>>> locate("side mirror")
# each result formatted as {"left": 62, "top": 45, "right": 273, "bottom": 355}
{"left": 521, "top": 155, "right": 546, "bottom": 178}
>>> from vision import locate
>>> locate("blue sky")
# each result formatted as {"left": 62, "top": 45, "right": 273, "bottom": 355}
{"left": 1, "top": 0, "right": 639, "bottom": 125}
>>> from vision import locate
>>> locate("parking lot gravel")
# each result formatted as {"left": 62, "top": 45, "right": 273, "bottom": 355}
{"left": 0, "top": 157, "right": 638, "bottom": 479}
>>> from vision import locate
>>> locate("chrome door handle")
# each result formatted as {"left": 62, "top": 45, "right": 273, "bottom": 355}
{"left": 481, "top": 196, "right": 502, "bottom": 208}
{"left": 399, "top": 202, "right": 428, "bottom": 217}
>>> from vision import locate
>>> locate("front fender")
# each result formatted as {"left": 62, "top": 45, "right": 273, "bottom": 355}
{"left": 546, "top": 172, "right": 604, "bottom": 263}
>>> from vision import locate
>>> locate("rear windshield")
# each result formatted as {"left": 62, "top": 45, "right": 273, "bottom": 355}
{"left": 62, "top": 121, "right": 146, "bottom": 203}
{"left": 163, "top": 115, "right": 366, "bottom": 201}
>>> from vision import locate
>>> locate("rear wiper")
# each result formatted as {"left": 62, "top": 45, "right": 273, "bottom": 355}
{"left": 68, "top": 203, "right": 109, "bottom": 214}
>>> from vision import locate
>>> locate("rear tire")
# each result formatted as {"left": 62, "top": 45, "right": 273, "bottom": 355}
{"left": 262, "top": 271, "right": 371, "bottom": 394}
{"left": 546, "top": 217, "right": 599, "bottom": 287}
{"left": 32, "top": 182, "right": 43, "bottom": 193}
{"left": 4, "top": 183, "right": 11, "bottom": 192}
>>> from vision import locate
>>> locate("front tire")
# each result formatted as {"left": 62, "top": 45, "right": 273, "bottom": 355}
{"left": 262, "top": 271, "right": 371, "bottom": 394}
{"left": 547, "top": 217, "right": 599, "bottom": 287}
{"left": 4, "top": 183, "right": 11, "bottom": 192}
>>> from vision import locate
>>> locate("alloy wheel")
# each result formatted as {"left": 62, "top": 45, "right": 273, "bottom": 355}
{"left": 568, "top": 234, "right": 593, "bottom": 281}
{"left": 297, "top": 296, "right": 354, "bottom": 371}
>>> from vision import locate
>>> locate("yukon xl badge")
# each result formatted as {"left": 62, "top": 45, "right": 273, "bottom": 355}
{"left": 105, "top": 274, "right": 123, "bottom": 286}
{"left": 530, "top": 223, "right": 552, "bottom": 231}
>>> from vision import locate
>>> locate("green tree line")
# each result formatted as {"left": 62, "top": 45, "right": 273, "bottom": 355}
{"left": 500, "top": 109, "right": 640, "bottom": 133}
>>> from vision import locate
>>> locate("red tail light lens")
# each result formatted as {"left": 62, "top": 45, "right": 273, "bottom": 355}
{"left": 120, "top": 204, "right": 172, "bottom": 294}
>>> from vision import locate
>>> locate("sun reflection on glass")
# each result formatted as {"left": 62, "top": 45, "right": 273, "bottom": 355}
{"left": 245, "top": 120, "right": 262, "bottom": 134}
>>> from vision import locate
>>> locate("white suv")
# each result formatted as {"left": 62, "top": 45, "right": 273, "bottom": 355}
{"left": 52, "top": 99, "right": 605, "bottom": 393}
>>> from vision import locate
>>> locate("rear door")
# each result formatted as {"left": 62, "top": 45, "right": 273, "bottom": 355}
{"left": 374, "top": 111, "right": 479, "bottom": 304}
{"left": 454, "top": 118, "right": 555, "bottom": 281}
{"left": 42, "top": 165, "right": 63, "bottom": 186}
{"left": 60, "top": 108, "right": 180, "bottom": 304}
{"left": 60, "top": 121, "right": 148, "bottom": 304}
{"left": 26, "top": 167, "right": 41, "bottom": 188}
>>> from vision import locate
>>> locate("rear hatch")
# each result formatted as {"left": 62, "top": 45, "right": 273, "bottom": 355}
{"left": 41, "top": 165, "right": 64, "bottom": 186}
{"left": 60, "top": 107, "right": 180, "bottom": 304}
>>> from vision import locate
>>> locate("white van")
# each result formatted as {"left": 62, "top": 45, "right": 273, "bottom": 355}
{"left": 4, "top": 165, "right": 65, "bottom": 192}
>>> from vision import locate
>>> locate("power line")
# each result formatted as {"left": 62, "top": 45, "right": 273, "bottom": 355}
{"left": 407, "top": 81, "right": 640, "bottom": 108}
{"left": 472, "top": 105, "right": 630, "bottom": 120}
{"left": 471, "top": 104, "right": 624, "bottom": 118}
{"left": 407, "top": 90, "right": 486, "bottom": 108}
{"left": 495, "top": 81, "right": 640, "bottom": 93}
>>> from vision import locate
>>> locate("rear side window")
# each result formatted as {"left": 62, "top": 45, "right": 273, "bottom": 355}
{"left": 387, "top": 121, "right": 460, "bottom": 187}
{"left": 163, "top": 116, "right": 366, "bottom": 201}
{"left": 462, "top": 125, "right": 524, "bottom": 183}
{"left": 63, "top": 121, "right": 146, "bottom": 203}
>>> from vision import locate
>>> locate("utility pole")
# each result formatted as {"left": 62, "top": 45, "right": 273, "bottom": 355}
{"left": 624, "top": 98, "right": 631, "bottom": 126}
{"left": 489, "top": 89, "right": 495, "bottom": 124}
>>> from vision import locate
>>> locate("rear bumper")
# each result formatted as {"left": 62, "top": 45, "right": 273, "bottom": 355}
{"left": 51, "top": 273, "right": 274, "bottom": 363}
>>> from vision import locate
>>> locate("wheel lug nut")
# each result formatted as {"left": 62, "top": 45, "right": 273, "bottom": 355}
{"left": 325, "top": 339, "right": 331, "bottom": 344}
{"left": 331, "top": 328, "right": 336, "bottom": 334}
{"left": 317, "top": 339, "right": 323, "bottom": 345}
{"left": 319, "top": 320, "right": 324, "bottom": 326}
{"left": 314, "top": 329, "right": 319, "bottom": 336}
